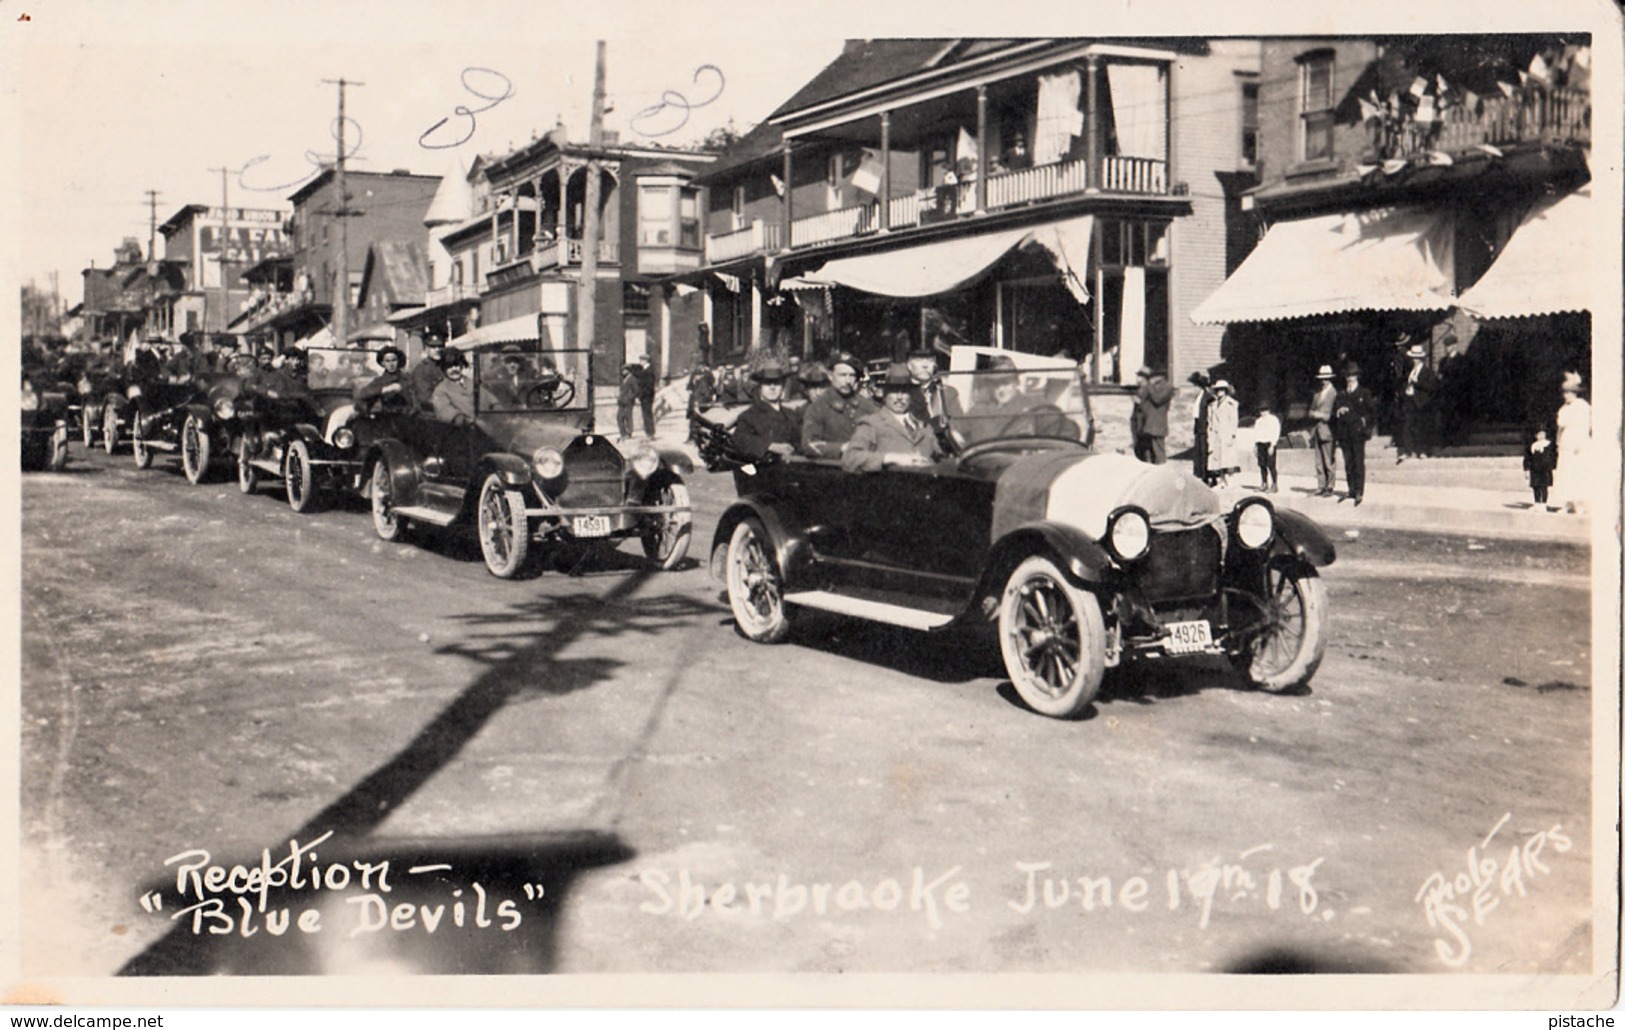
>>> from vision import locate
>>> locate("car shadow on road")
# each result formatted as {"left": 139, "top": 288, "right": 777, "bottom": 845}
{"left": 990, "top": 655, "right": 1286, "bottom": 720}
{"left": 786, "top": 615, "right": 1007, "bottom": 684}
{"left": 119, "top": 568, "right": 715, "bottom": 976}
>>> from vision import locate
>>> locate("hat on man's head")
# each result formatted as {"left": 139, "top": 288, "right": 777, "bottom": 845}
{"left": 1561, "top": 370, "right": 1584, "bottom": 392}
{"left": 829, "top": 352, "right": 861, "bottom": 375}
{"left": 441, "top": 349, "right": 469, "bottom": 369}
{"left": 1440, "top": 332, "right": 1459, "bottom": 348}
{"left": 1188, "top": 370, "right": 1212, "bottom": 388}
{"left": 1406, "top": 343, "right": 1426, "bottom": 359}
{"left": 1136, "top": 367, "right": 1151, "bottom": 379}
{"left": 375, "top": 346, "right": 406, "bottom": 367}
{"left": 1343, "top": 361, "right": 1362, "bottom": 377}
{"left": 1393, "top": 331, "right": 1412, "bottom": 346}
{"left": 1316, "top": 365, "right": 1335, "bottom": 379}
{"left": 907, "top": 345, "right": 937, "bottom": 362}
{"left": 423, "top": 333, "right": 445, "bottom": 348}
{"left": 1212, "top": 379, "right": 1233, "bottom": 394}
{"left": 751, "top": 360, "right": 790, "bottom": 383}
{"left": 879, "top": 363, "right": 915, "bottom": 389}
{"left": 798, "top": 361, "right": 830, "bottom": 385}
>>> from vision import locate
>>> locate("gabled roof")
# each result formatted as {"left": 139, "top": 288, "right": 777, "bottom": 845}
{"left": 693, "top": 119, "right": 785, "bottom": 186}
{"left": 357, "top": 240, "right": 429, "bottom": 308}
{"left": 770, "top": 39, "right": 995, "bottom": 121}
{"left": 425, "top": 154, "right": 477, "bottom": 226}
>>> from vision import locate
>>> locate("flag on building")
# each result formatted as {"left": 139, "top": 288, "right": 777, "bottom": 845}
{"left": 850, "top": 149, "right": 884, "bottom": 196}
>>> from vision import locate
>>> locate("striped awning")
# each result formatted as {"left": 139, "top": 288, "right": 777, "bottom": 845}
{"left": 449, "top": 313, "right": 539, "bottom": 351}
{"left": 1457, "top": 187, "right": 1591, "bottom": 319}
{"left": 1191, "top": 205, "right": 1456, "bottom": 324}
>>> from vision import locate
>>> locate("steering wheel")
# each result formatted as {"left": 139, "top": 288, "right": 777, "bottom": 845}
{"left": 522, "top": 376, "right": 575, "bottom": 409}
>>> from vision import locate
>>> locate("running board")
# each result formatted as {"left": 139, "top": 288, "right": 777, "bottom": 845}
{"left": 393, "top": 505, "right": 458, "bottom": 527}
{"left": 783, "top": 591, "right": 955, "bottom": 631}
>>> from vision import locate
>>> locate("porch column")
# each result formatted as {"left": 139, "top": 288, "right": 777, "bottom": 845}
{"left": 508, "top": 188, "right": 520, "bottom": 258}
{"left": 490, "top": 193, "right": 500, "bottom": 257}
{"left": 532, "top": 175, "right": 545, "bottom": 250}
{"left": 781, "top": 144, "right": 793, "bottom": 252}
{"left": 879, "top": 111, "right": 892, "bottom": 231}
{"left": 751, "top": 275, "right": 763, "bottom": 352}
{"left": 1085, "top": 56, "right": 1101, "bottom": 193}
{"left": 975, "top": 85, "right": 988, "bottom": 213}
{"left": 557, "top": 164, "right": 569, "bottom": 248}
{"left": 659, "top": 285, "right": 672, "bottom": 377}
{"left": 701, "top": 286, "right": 713, "bottom": 344}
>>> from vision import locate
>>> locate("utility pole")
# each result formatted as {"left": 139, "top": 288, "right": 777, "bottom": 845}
{"left": 144, "top": 190, "right": 162, "bottom": 260}
{"left": 206, "top": 166, "right": 240, "bottom": 342}
{"left": 576, "top": 41, "right": 606, "bottom": 363}
{"left": 321, "top": 77, "right": 365, "bottom": 345}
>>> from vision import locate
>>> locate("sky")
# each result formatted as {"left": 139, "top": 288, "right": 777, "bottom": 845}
{"left": 4, "top": 0, "right": 1620, "bottom": 310}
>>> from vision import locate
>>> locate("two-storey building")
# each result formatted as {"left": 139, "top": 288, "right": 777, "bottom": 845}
{"left": 154, "top": 203, "right": 290, "bottom": 341}
{"left": 1192, "top": 35, "right": 1592, "bottom": 436}
{"left": 238, "top": 168, "right": 440, "bottom": 351}
{"left": 681, "top": 37, "right": 1262, "bottom": 388}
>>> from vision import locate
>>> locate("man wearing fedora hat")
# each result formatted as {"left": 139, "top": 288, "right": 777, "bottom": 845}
{"left": 1130, "top": 366, "right": 1173, "bottom": 465}
{"left": 730, "top": 359, "right": 803, "bottom": 461}
{"left": 1333, "top": 362, "right": 1377, "bottom": 506}
{"left": 484, "top": 344, "right": 533, "bottom": 408}
{"left": 1309, "top": 364, "right": 1339, "bottom": 496}
{"left": 843, "top": 363, "right": 942, "bottom": 472}
{"left": 354, "top": 345, "right": 412, "bottom": 415}
{"left": 1397, "top": 338, "right": 1437, "bottom": 462}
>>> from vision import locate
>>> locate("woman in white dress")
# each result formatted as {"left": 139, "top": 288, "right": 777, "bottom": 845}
{"left": 1550, "top": 371, "right": 1592, "bottom": 513}
{"left": 1206, "top": 379, "right": 1241, "bottom": 488}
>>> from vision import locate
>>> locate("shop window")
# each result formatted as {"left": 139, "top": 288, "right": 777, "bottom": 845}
{"left": 1299, "top": 52, "right": 1335, "bottom": 163}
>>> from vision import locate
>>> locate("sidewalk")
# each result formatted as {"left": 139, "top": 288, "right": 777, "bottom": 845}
{"left": 607, "top": 400, "right": 1595, "bottom": 546}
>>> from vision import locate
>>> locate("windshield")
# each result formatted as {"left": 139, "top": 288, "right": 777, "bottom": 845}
{"left": 938, "top": 356, "right": 1092, "bottom": 447}
{"left": 475, "top": 347, "right": 589, "bottom": 414}
{"left": 303, "top": 347, "right": 379, "bottom": 394}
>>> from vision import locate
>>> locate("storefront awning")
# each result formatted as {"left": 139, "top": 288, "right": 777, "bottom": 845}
{"left": 803, "top": 215, "right": 1093, "bottom": 300}
{"left": 347, "top": 322, "right": 396, "bottom": 342}
{"left": 449, "top": 313, "right": 539, "bottom": 351}
{"left": 1190, "top": 205, "right": 1456, "bottom": 324}
{"left": 1457, "top": 187, "right": 1591, "bottom": 319}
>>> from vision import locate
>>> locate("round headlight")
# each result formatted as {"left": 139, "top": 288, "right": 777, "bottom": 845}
{"left": 1234, "top": 499, "right": 1275, "bottom": 550}
{"left": 213, "top": 397, "right": 236, "bottom": 420}
{"left": 532, "top": 447, "right": 565, "bottom": 480}
{"left": 332, "top": 427, "right": 356, "bottom": 450}
{"left": 630, "top": 444, "right": 660, "bottom": 480}
{"left": 1105, "top": 507, "right": 1151, "bottom": 563}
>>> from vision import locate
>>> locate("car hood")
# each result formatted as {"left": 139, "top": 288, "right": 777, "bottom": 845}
{"left": 483, "top": 414, "right": 600, "bottom": 457}
{"left": 993, "top": 451, "right": 1223, "bottom": 540}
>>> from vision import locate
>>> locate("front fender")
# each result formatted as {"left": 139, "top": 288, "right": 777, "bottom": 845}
{"left": 1270, "top": 508, "right": 1336, "bottom": 567}
{"left": 366, "top": 439, "right": 423, "bottom": 508}
{"left": 655, "top": 446, "right": 695, "bottom": 476}
{"left": 709, "top": 496, "right": 814, "bottom": 591}
{"left": 479, "top": 451, "right": 534, "bottom": 489}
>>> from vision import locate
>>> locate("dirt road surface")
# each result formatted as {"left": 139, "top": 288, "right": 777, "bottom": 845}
{"left": 18, "top": 449, "right": 1597, "bottom": 983}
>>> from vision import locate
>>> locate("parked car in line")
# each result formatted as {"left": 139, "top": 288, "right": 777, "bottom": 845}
{"left": 235, "top": 347, "right": 385, "bottom": 512}
{"left": 20, "top": 370, "right": 71, "bottom": 472}
{"left": 362, "top": 343, "right": 693, "bottom": 578}
{"left": 710, "top": 349, "right": 1336, "bottom": 719}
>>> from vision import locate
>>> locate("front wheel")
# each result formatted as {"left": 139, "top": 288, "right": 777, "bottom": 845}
{"left": 284, "top": 439, "right": 319, "bottom": 513}
{"left": 181, "top": 415, "right": 210, "bottom": 484}
{"left": 370, "top": 461, "right": 407, "bottom": 542}
{"left": 47, "top": 427, "right": 70, "bottom": 472}
{"left": 476, "top": 474, "right": 531, "bottom": 579}
{"left": 102, "top": 403, "right": 120, "bottom": 455}
{"left": 1231, "top": 563, "right": 1327, "bottom": 693}
{"left": 640, "top": 480, "right": 691, "bottom": 570}
{"left": 726, "top": 518, "right": 791, "bottom": 643}
{"left": 998, "top": 555, "right": 1106, "bottom": 718}
{"left": 131, "top": 412, "right": 152, "bottom": 469}
{"left": 237, "top": 444, "right": 260, "bottom": 494}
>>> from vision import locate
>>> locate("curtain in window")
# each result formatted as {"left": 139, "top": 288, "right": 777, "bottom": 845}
{"left": 1105, "top": 64, "right": 1166, "bottom": 160}
{"left": 1034, "top": 70, "right": 1083, "bottom": 166}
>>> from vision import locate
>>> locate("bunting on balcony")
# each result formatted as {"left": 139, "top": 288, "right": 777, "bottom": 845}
{"left": 715, "top": 272, "right": 742, "bottom": 294}
{"left": 850, "top": 150, "right": 885, "bottom": 196}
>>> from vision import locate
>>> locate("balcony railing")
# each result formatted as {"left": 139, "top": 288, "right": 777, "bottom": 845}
{"left": 1373, "top": 85, "right": 1590, "bottom": 162}
{"left": 424, "top": 282, "right": 477, "bottom": 309}
{"left": 786, "top": 154, "right": 1168, "bottom": 250}
{"left": 706, "top": 221, "right": 784, "bottom": 263}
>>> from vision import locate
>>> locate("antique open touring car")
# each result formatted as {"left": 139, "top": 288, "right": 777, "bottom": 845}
{"left": 20, "top": 370, "right": 71, "bottom": 472}
{"left": 709, "top": 350, "right": 1335, "bottom": 719}
{"left": 235, "top": 347, "right": 383, "bottom": 512}
{"left": 363, "top": 342, "right": 693, "bottom": 578}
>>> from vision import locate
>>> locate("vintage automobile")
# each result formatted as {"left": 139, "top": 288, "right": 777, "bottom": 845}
{"left": 236, "top": 347, "right": 383, "bottom": 512}
{"left": 20, "top": 371, "right": 71, "bottom": 472}
{"left": 175, "top": 368, "right": 254, "bottom": 484}
{"left": 710, "top": 351, "right": 1335, "bottom": 719}
{"left": 363, "top": 343, "right": 693, "bottom": 578}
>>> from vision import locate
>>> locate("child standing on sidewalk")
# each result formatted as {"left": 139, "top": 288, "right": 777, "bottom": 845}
{"left": 1253, "top": 402, "right": 1280, "bottom": 493}
{"left": 1525, "top": 426, "right": 1556, "bottom": 509}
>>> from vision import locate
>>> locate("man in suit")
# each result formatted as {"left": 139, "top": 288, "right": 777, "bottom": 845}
{"left": 1397, "top": 340, "right": 1437, "bottom": 461}
{"left": 801, "top": 353, "right": 877, "bottom": 458}
{"left": 1309, "top": 364, "right": 1338, "bottom": 496}
{"left": 1333, "top": 362, "right": 1377, "bottom": 506}
{"left": 843, "top": 363, "right": 943, "bottom": 472}
{"left": 1130, "top": 366, "right": 1173, "bottom": 464}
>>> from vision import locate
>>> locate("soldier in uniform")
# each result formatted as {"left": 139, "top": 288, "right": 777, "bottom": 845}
{"left": 410, "top": 333, "right": 448, "bottom": 411}
{"left": 800, "top": 353, "right": 877, "bottom": 458}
